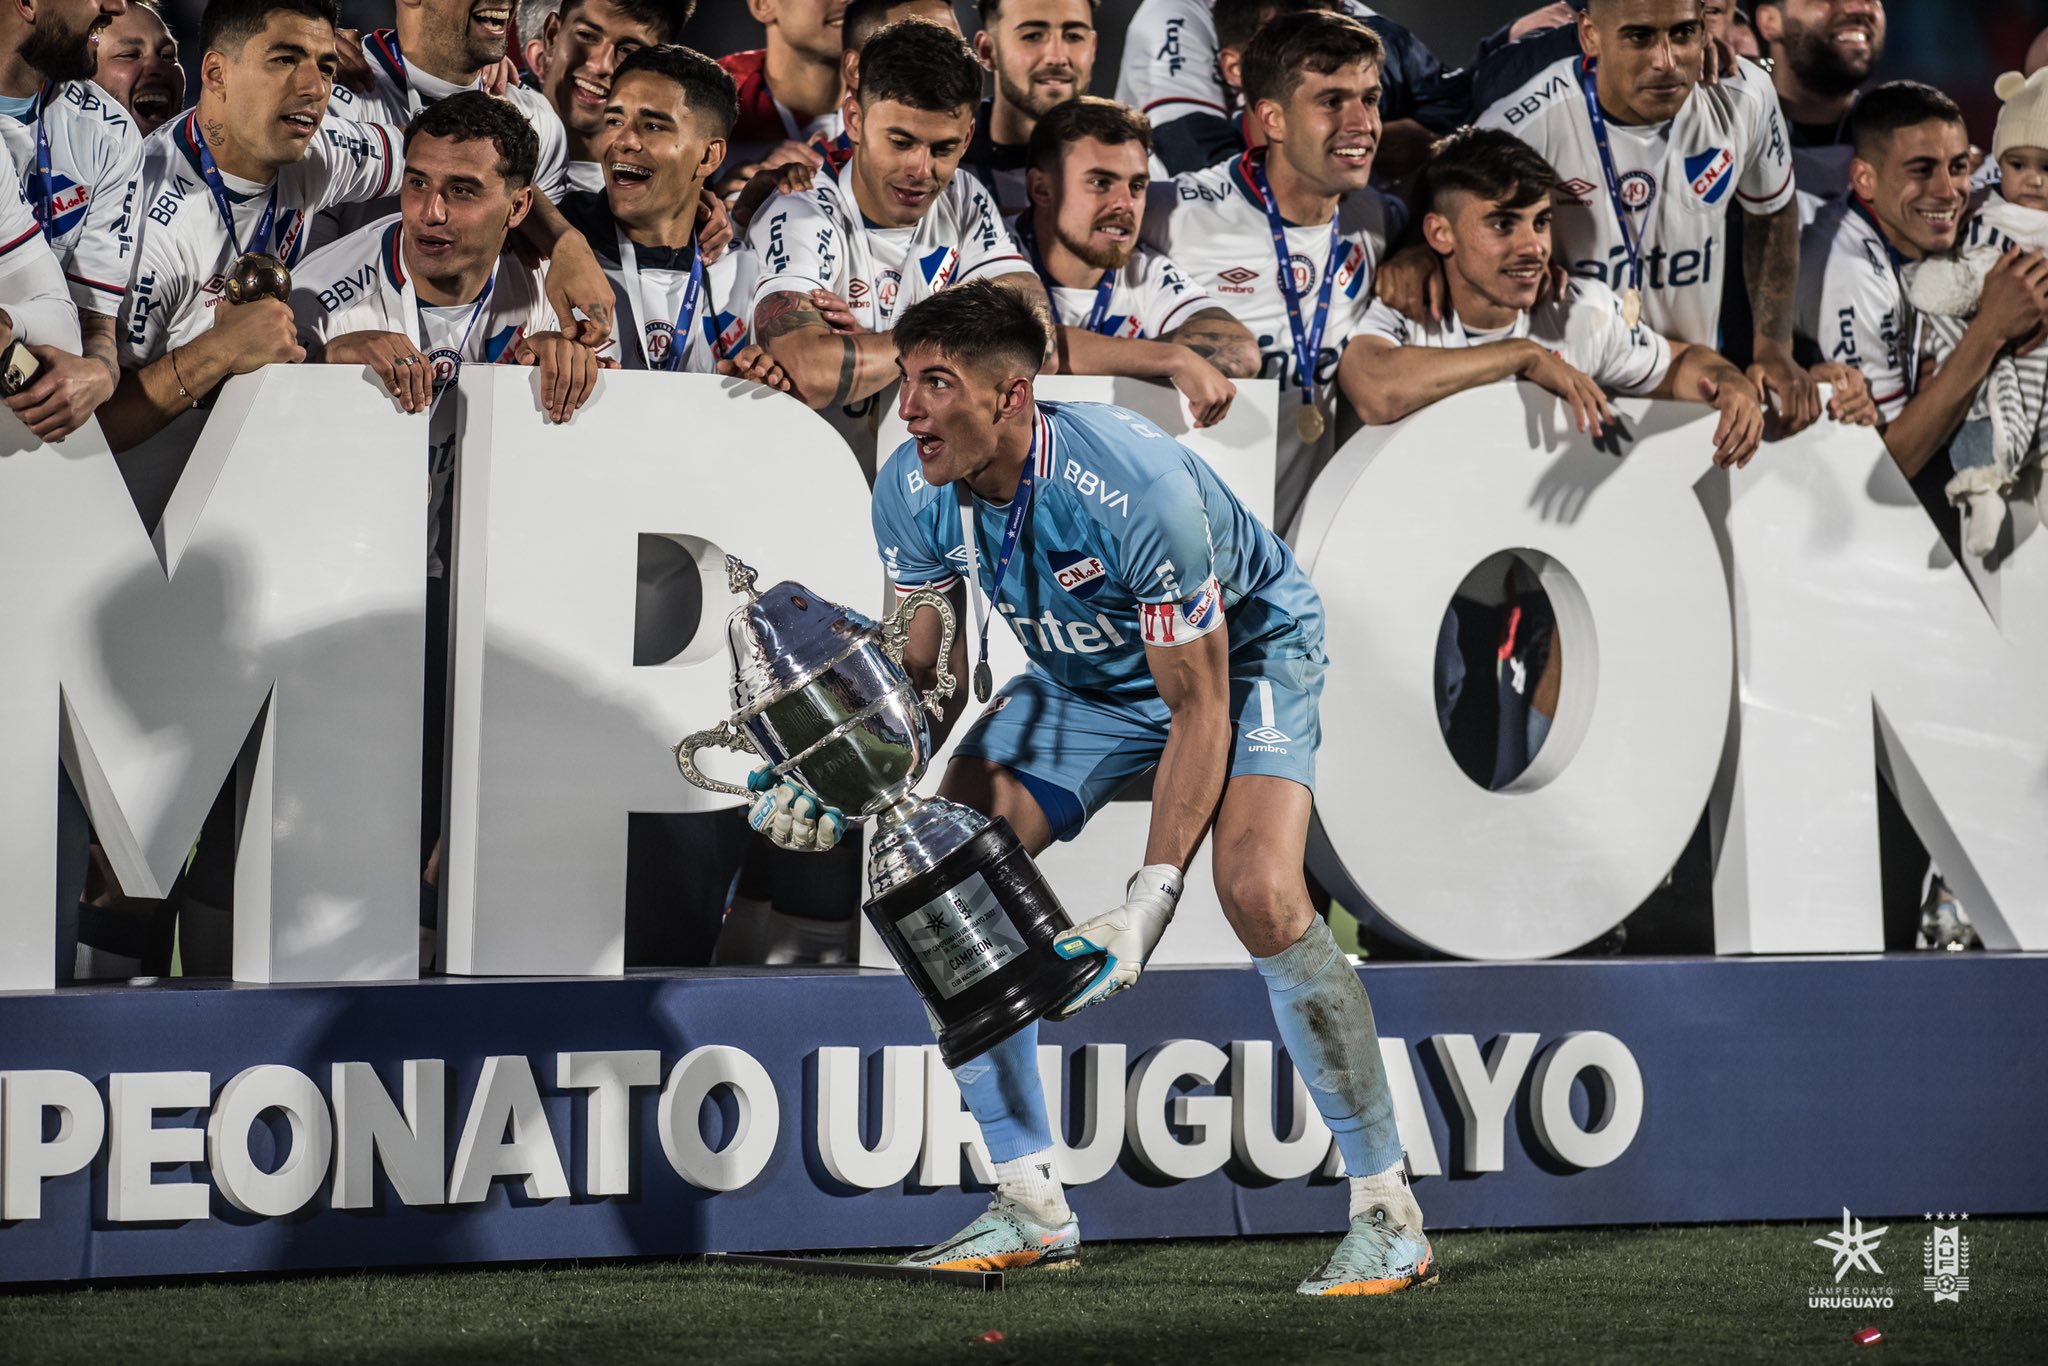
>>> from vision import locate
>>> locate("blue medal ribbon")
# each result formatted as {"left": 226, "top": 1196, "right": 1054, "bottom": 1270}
{"left": 960, "top": 410, "right": 1044, "bottom": 700}
{"left": 1578, "top": 58, "right": 1647, "bottom": 305}
{"left": 189, "top": 112, "right": 278, "bottom": 257}
{"left": 1847, "top": 194, "right": 1908, "bottom": 275}
{"left": 419, "top": 270, "right": 499, "bottom": 413}
{"left": 27, "top": 83, "right": 54, "bottom": 238}
{"left": 1248, "top": 153, "right": 1341, "bottom": 417}
{"left": 620, "top": 229, "right": 712, "bottom": 370}
{"left": 1016, "top": 214, "right": 1118, "bottom": 336}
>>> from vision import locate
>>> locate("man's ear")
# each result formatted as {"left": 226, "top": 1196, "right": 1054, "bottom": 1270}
{"left": 844, "top": 97, "right": 863, "bottom": 147}
{"left": 698, "top": 136, "right": 728, "bottom": 178}
{"left": 840, "top": 49, "right": 860, "bottom": 96}
{"left": 1251, "top": 96, "right": 1286, "bottom": 150}
{"left": 998, "top": 373, "right": 1033, "bottom": 422}
{"left": 507, "top": 183, "right": 536, "bottom": 233}
{"left": 1422, "top": 210, "right": 1456, "bottom": 258}
{"left": 201, "top": 49, "right": 229, "bottom": 99}
{"left": 746, "top": 0, "right": 775, "bottom": 26}
{"left": 1026, "top": 166, "right": 1052, "bottom": 211}
{"left": 1848, "top": 154, "right": 1878, "bottom": 202}
{"left": 1218, "top": 47, "right": 1245, "bottom": 94}
{"left": 1577, "top": 9, "right": 1601, "bottom": 63}
{"left": 972, "top": 29, "right": 997, "bottom": 75}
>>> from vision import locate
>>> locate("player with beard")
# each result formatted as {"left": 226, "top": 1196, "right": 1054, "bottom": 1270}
{"left": 0, "top": 0, "right": 140, "bottom": 442}
{"left": 717, "top": 1, "right": 846, "bottom": 189}
{"left": 92, "top": 1, "right": 184, "bottom": 137}
{"left": 744, "top": 279, "right": 1436, "bottom": 1294}
{"left": 1753, "top": 1, "right": 1884, "bottom": 221}
{"left": 560, "top": 45, "right": 786, "bottom": 383}
{"left": 1116, "top": 0, "right": 1468, "bottom": 182}
{"left": 330, "top": 0, "right": 569, "bottom": 199}
{"left": 1797, "top": 82, "right": 2048, "bottom": 479}
{"left": 745, "top": 19, "right": 1047, "bottom": 430}
{"left": 1021, "top": 96, "right": 1256, "bottom": 427}
{"left": 526, "top": 0, "right": 683, "bottom": 193}
{"left": 961, "top": 0, "right": 1095, "bottom": 217}
{"left": 1140, "top": 10, "right": 1401, "bottom": 533}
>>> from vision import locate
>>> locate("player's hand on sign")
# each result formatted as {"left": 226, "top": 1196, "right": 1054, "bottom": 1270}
{"left": 1374, "top": 243, "right": 1448, "bottom": 323}
{"left": 7, "top": 346, "right": 115, "bottom": 442}
{"left": 745, "top": 766, "right": 846, "bottom": 852}
{"left": 1051, "top": 864, "right": 1185, "bottom": 1017}
{"left": 696, "top": 188, "right": 735, "bottom": 260}
{"left": 326, "top": 329, "right": 431, "bottom": 412}
{"left": 1746, "top": 340, "right": 1821, "bottom": 437}
{"left": 515, "top": 331, "right": 599, "bottom": 423}
{"left": 1810, "top": 362, "right": 1878, "bottom": 427}
{"left": 719, "top": 343, "right": 794, "bottom": 393}
{"left": 1169, "top": 349, "right": 1237, "bottom": 428}
{"left": 543, "top": 234, "right": 615, "bottom": 350}
{"left": 213, "top": 297, "right": 308, "bottom": 374}
{"left": 333, "top": 28, "right": 375, "bottom": 94}
{"left": 1698, "top": 367, "right": 1764, "bottom": 468}
{"left": 1519, "top": 343, "right": 1614, "bottom": 436}
{"left": 810, "top": 288, "right": 866, "bottom": 334}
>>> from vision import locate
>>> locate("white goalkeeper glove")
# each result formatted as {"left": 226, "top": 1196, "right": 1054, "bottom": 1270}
{"left": 745, "top": 767, "right": 846, "bottom": 852}
{"left": 1051, "top": 864, "right": 1184, "bottom": 1018}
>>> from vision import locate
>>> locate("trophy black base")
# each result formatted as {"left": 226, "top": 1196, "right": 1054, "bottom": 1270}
{"left": 864, "top": 817, "right": 1103, "bottom": 1070}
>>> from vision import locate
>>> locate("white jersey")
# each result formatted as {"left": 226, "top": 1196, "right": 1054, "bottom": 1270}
{"left": 567, "top": 159, "right": 603, "bottom": 194}
{"left": 600, "top": 236, "right": 762, "bottom": 373}
{"left": 0, "top": 80, "right": 143, "bottom": 318}
{"left": 290, "top": 214, "right": 558, "bottom": 576}
{"left": 0, "top": 172, "right": 80, "bottom": 349}
{"left": 1797, "top": 196, "right": 1913, "bottom": 423}
{"left": 747, "top": 159, "right": 1032, "bottom": 331}
{"left": 1359, "top": 278, "right": 1672, "bottom": 396}
{"left": 1143, "top": 151, "right": 1400, "bottom": 532}
{"left": 1479, "top": 55, "right": 1794, "bottom": 346}
{"left": 329, "top": 31, "right": 569, "bottom": 200}
{"left": 119, "top": 111, "right": 404, "bottom": 367}
{"left": 1967, "top": 192, "right": 2048, "bottom": 253}
{"left": 1008, "top": 213, "right": 1215, "bottom": 338}
{"left": 1114, "top": 0, "right": 1378, "bottom": 133}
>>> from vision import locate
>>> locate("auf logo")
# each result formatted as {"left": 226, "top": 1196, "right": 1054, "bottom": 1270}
{"left": 1814, "top": 1208, "right": 1887, "bottom": 1282}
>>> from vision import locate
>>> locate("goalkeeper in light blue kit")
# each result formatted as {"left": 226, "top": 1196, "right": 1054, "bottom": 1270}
{"left": 747, "top": 279, "right": 1433, "bottom": 1296}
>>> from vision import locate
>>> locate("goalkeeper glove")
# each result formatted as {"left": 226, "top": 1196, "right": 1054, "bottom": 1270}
{"left": 1050, "top": 864, "right": 1184, "bottom": 1018}
{"left": 745, "top": 767, "right": 847, "bottom": 852}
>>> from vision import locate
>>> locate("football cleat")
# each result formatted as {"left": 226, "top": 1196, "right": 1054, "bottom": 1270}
{"left": 1297, "top": 1203, "right": 1437, "bottom": 1297}
{"left": 898, "top": 1194, "right": 1080, "bottom": 1273}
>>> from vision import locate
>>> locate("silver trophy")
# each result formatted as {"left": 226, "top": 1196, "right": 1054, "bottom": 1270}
{"left": 674, "top": 556, "right": 1102, "bottom": 1066}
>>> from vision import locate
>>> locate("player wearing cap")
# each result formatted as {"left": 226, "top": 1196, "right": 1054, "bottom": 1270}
{"left": 745, "top": 19, "right": 1047, "bottom": 431}
{"left": 1140, "top": 9, "right": 1401, "bottom": 533}
{"left": 1018, "top": 95, "right": 1256, "bottom": 428}
{"left": 1464, "top": 0, "right": 1820, "bottom": 433}
{"left": 0, "top": 0, "right": 142, "bottom": 441}
{"left": 525, "top": 0, "right": 682, "bottom": 193}
{"left": 1115, "top": 0, "right": 1465, "bottom": 180}
{"left": 329, "top": 0, "right": 570, "bottom": 199}
{"left": 960, "top": 0, "right": 1096, "bottom": 217}
{"left": 750, "top": 278, "right": 1435, "bottom": 1295}
{"left": 1796, "top": 81, "right": 2048, "bottom": 480}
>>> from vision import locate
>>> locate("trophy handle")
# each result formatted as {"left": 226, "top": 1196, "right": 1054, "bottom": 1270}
{"left": 672, "top": 720, "right": 760, "bottom": 797}
{"left": 882, "top": 588, "right": 958, "bottom": 717}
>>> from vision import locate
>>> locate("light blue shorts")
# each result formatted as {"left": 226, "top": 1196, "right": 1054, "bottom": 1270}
{"left": 952, "top": 650, "right": 1324, "bottom": 842}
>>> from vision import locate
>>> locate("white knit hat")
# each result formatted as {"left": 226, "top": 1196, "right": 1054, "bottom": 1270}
{"left": 1993, "top": 68, "right": 2048, "bottom": 161}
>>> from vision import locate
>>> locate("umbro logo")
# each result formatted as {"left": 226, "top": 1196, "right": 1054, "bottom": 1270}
{"left": 1245, "top": 725, "right": 1291, "bottom": 744}
{"left": 1215, "top": 265, "right": 1259, "bottom": 295}
{"left": 1558, "top": 177, "right": 1597, "bottom": 205}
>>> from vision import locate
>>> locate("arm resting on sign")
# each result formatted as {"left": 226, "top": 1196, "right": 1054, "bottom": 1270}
{"left": 754, "top": 289, "right": 900, "bottom": 410}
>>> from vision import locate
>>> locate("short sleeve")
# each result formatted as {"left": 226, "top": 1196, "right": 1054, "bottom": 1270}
{"left": 872, "top": 445, "right": 962, "bottom": 593}
{"left": 951, "top": 179, "right": 1031, "bottom": 285}
{"left": 115, "top": 211, "right": 194, "bottom": 367}
{"left": 1816, "top": 242, "right": 1911, "bottom": 422}
{"left": 307, "top": 117, "right": 402, "bottom": 210}
{"left": 1116, "top": 2, "right": 1225, "bottom": 130}
{"left": 1358, "top": 296, "right": 1414, "bottom": 347}
{"left": 1139, "top": 250, "right": 1214, "bottom": 337}
{"left": 1582, "top": 285, "right": 1672, "bottom": 396}
{"left": 1121, "top": 463, "right": 1225, "bottom": 648}
{"left": 58, "top": 93, "right": 145, "bottom": 315}
{"left": 747, "top": 189, "right": 843, "bottom": 312}
{"left": 1736, "top": 69, "right": 1795, "bottom": 215}
{"left": 0, "top": 181, "right": 81, "bottom": 350}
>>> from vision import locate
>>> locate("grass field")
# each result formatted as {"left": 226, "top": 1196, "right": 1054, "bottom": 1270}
{"left": 4, "top": 1220, "right": 2043, "bottom": 1365}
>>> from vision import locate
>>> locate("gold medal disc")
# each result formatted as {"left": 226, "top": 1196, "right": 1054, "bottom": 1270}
{"left": 1621, "top": 287, "right": 1643, "bottom": 330}
{"left": 1296, "top": 404, "right": 1326, "bottom": 443}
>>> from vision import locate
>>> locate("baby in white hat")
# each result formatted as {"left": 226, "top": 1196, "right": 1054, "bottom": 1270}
{"left": 1905, "top": 69, "right": 2048, "bottom": 556}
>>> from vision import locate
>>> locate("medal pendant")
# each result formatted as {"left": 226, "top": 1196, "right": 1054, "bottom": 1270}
{"left": 973, "top": 660, "right": 993, "bottom": 705}
{"left": 1621, "top": 288, "right": 1643, "bottom": 330}
{"left": 1296, "top": 404, "right": 1326, "bottom": 444}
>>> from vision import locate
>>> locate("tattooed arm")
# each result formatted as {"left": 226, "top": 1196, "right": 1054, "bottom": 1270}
{"left": 1050, "top": 307, "right": 1255, "bottom": 428}
{"left": 1741, "top": 199, "right": 1821, "bottom": 434}
{"left": 752, "top": 289, "right": 900, "bottom": 411}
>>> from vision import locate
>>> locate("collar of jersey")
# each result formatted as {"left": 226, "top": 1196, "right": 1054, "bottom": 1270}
{"left": 174, "top": 111, "right": 268, "bottom": 197}
{"left": 381, "top": 221, "right": 408, "bottom": 290}
{"left": 367, "top": 29, "right": 406, "bottom": 89}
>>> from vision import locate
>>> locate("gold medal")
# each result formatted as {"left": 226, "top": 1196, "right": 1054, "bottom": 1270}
{"left": 1297, "top": 403, "right": 1326, "bottom": 444}
{"left": 1621, "top": 287, "right": 1642, "bottom": 330}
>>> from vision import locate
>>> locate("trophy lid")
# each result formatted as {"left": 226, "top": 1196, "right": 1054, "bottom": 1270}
{"left": 723, "top": 555, "right": 878, "bottom": 713}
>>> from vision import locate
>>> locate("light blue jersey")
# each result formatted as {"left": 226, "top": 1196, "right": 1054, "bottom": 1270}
{"left": 872, "top": 401, "right": 1324, "bottom": 701}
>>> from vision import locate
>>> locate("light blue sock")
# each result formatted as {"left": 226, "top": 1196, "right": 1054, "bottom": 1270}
{"left": 1254, "top": 917, "right": 1404, "bottom": 1176}
{"left": 951, "top": 1021, "right": 1054, "bottom": 1164}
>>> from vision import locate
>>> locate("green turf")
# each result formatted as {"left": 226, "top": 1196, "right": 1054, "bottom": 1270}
{"left": 4, "top": 1220, "right": 2043, "bottom": 1365}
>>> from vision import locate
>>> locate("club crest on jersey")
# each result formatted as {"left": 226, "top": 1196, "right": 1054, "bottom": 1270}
{"left": 40, "top": 176, "right": 91, "bottom": 238}
{"left": 643, "top": 321, "right": 676, "bottom": 366}
{"left": 714, "top": 310, "right": 747, "bottom": 358}
{"left": 1685, "top": 147, "right": 1734, "bottom": 206}
{"left": 1049, "top": 551, "right": 1108, "bottom": 600}
{"left": 919, "top": 245, "right": 959, "bottom": 289}
{"left": 876, "top": 269, "right": 901, "bottom": 311}
{"left": 1619, "top": 170, "right": 1656, "bottom": 210}
{"left": 427, "top": 348, "right": 463, "bottom": 390}
{"left": 1281, "top": 252, "right": 1318, "bottom": 293}
{"left": 1332, "top": 242, "right": 1368, "bottom": 299}
{"left": 1215, "top": 265, "right": 1259, "bottom": 295}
